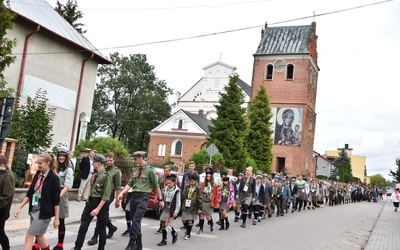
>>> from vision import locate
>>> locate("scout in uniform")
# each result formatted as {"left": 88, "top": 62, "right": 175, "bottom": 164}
{"left": 71, "top": 153, "right": 112, "bottom": 250}
{"left": 237, "top": 166, "right": 256, "bottom": 228}
{"left": 218, "top": 176, "right": 234, "bottom": 230}
{"left": 14, "top": 153, "right": 60, "bottom": 250}
{"left": 54, "top": 150, "right": 74, "bottom": 250}
{"left": 157, "top": 174, "right": 181, "bottom": 246}
{"left": 118, "top": 151, "right": 164, "bottom": 250}
{"left": 197, "top": 170, "right": 219, "bottom": 235}
{"left": 87, "top": 152, "right": 122, "bottom": 245}
{"left": 180, "top": 174, "right": 203, "bottom": 240}
{"left": 156, "top": 165, "right": 172, "bottom": 234}
{"left": 295, "top": 174, "right": 307, "bottom": 211}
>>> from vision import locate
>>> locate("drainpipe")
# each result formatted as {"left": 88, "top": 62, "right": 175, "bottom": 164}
{"left": 70, "top": 53, "right": 94, "bottom": 151}
{"left": 16, "top": 25, "right": 41, "bottom": 109}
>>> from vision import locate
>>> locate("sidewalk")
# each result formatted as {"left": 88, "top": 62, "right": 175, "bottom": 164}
{"left": 364, "top": 197, "right": 400, "bottom": 249}
{"left": 5, "top": 200, "right": 126, "bottom": 238}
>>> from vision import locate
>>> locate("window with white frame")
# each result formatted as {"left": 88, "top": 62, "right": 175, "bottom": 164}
{"left": 158, "top": 144, "right": 166, "bottom": 156}
{"left": 171, "top": 139, "right": 183, "bottom": 156}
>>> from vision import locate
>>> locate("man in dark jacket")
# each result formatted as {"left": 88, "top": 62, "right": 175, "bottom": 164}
{"left": 77, "top": 149, "right": 95, "bottom": 201}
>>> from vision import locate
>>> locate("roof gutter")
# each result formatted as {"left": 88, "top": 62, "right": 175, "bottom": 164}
{"left": 16, "top": 25, "right": 41, "bottom": 109}
{"left": 69, "top": 53, "right": 94, "bottom": 151}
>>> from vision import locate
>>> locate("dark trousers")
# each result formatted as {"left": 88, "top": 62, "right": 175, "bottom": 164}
{"left": 93, "top": 190, "right": 115, "bottom": 236}
{"left": 75, "top": 198, "right": 109, "bottom": 249}
{"left": 274, "top": 197, "right": 282, "bottom": 215}
{"left": 0, "top": 220, "right": 10, "bottom": 250}
{"left": 130, "top": 193, "right": 150, "bottom": 238}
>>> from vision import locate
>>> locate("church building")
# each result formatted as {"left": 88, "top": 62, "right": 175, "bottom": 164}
{"left": 148, "top": 61, "right": 250, "bottom": 166}
{"left": 251, "top": 22, "right": 319, "bottom": 177}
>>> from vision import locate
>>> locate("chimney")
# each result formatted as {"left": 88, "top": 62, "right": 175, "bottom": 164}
{"left": 345, "top": 144, "right": 349, "bottom": 149}
{"left": 199, "top": 109, "right": 204, "bottom": 117}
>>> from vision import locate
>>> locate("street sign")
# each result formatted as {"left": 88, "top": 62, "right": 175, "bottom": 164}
{"left": 206, "top": 144, "right": 219, "bottom": 166}
{"left": 336, "top": 175, "right": 340, "bottom": 180}
{"left": 206, "top": 144, "right": 219, "bottom": 157}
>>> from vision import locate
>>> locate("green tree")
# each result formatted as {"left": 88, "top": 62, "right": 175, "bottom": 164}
{"left": 0, "top": 0, "right": 17, "bottom": 97}
{"left": 88, "top": 52, "right": 173, "bottom": 152}
{"left": 331, "top": 149, "right": 352, "bottom": 183}
{"left": 208, "top": 75, "right": 247, "bottom": 172}
{"left": 190, "top": 149, "right": 225, "bottom": 170}
{"left": 74, "top": 137, "right": 129, "bottom": 160}
{"left": 54, "top": 0, "right": 86, "bottom": 34}
{"left": 389, "top": 158, "right": 400, "bottom": 183}
{"left": 9, "top": 89, "right": 55, "bottom": 153}
{"left": 247, "top": 85, "right": 273, "bottom": 173}
{"left": 370, "top": 173, "right": 390, "bottom": 188}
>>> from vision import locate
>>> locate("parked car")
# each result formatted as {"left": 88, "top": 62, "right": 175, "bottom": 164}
{"left": 147, "top": 168, "right": 183, "bottom": 219}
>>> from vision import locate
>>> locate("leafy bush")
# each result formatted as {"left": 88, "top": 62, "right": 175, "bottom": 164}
{"left": 190, "top": 149, "right": 225, "bottom": 171}
{"left": 74, "top": 137, "right": 130, "bottom": 160}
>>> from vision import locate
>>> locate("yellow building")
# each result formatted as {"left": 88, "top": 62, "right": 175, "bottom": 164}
{"left": 324, "top": 144, "right": 366, "bottom": 183}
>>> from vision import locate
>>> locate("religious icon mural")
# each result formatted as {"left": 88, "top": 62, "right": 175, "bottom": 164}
{"left": 271, "top": 108, "right": 303, "bottom": 146}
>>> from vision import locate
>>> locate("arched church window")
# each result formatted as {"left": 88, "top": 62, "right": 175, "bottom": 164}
{"left": 265, "top": 64, "right": 273, "bottom": 80}
{"left": 178, "top": 119, "right": 183, "bottom": 129}
{"left": 286, "top": 64, "right": 294, "bottom": 79}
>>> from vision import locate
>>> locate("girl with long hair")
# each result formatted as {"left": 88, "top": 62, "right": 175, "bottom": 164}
{"left": 197, "top": 170, "right": 219, "bottom": 234}
{"left": 218, "top": 176, "right": 234, "bottom": 230}
{"left": 14, "top": 153, "right": 60, "bottom": 250}
{"left": 53, "top": 150, "right": 74, "bottom": 250}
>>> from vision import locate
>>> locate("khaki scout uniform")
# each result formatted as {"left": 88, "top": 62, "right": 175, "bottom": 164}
{"left": 88, "top": 164, "right": 122, "bottom": 243}
{"left": 74, "top": 159, "right": 111, "bottom": 250}
{"left": 127, "top": 164, "right": 159, "bottom": 241}
{"left": 106, "top": 164, "right": 122, "bottom": 201}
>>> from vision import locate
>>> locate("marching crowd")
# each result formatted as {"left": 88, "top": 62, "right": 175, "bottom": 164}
{"left": 0, "top": 150, "right": 392, "bottom": 250}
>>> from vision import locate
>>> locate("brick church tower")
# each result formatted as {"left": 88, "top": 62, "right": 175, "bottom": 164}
{"left": 251, "top": 22, "right": 319, "bottom": 177}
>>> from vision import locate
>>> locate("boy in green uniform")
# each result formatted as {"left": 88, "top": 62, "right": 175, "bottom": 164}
{"left": 118, "top": 151, "right": 164, "bottom": 250}
{"left": 87, "top": 152, "right": 122, "bottom": 245}
{"left": 72, "top": 153, "right": 112, "bottom": 250}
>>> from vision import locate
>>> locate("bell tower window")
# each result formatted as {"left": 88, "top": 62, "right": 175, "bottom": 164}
{"left": 265, "top": 64, "right": 273, "bottom": 80}
{"left": 286, "top": 64, "right": 294, "bottom": 79}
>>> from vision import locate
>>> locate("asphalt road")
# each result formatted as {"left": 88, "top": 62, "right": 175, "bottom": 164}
{"left": 9, "top": 198, "right": 386, "bottom": 250}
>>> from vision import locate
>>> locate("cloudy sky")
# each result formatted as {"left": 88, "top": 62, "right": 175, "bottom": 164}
{"left": 47, "top": 0, "right": 400, "bottom": 179}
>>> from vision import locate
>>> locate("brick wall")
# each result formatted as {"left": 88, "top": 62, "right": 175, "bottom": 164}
{"left": 251, "top": 55, "right": 317, "bottom": 177}
{"left": 1, "top": 138, "right": 18, "bottom": 170}
{"left": 148, "top": 133, "right": 207, "bottom": 167}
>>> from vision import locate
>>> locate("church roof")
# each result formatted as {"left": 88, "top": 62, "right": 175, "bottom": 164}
{"left": 255, "top": 24, "right": 314, "bottom": 55}
{"left": 6, "top": 0, "right": 111, "bottom": 64}
{"left": 237, "top": 78, "right": 251, "bottom": 97}
{"left": 182, "top": 110, "right": 213, "bottom": 135}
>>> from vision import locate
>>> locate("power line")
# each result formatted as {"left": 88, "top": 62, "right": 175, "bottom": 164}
{"left": 15, "top": 0, "right": 273, "bottom": 11}
{"left": 81, "top": 0, "right": 273, "bottom": 11}
{"left": 11, "top": 0, "right": 394, "bottom": 56}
